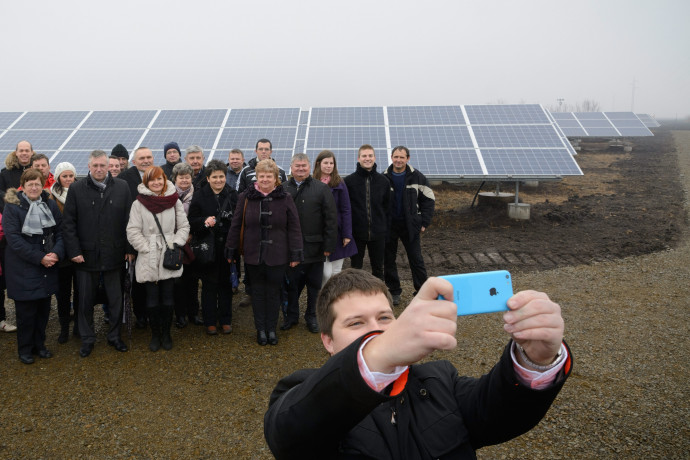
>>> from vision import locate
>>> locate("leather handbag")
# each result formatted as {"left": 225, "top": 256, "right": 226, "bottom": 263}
{"left": 152, "top": 214, "right": 184, "bottom": 271}
{"left": 189, "top": 230, "right": 215, "bottom": 265}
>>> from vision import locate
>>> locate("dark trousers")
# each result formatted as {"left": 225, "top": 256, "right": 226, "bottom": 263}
{"left": 174, "top": 266, "right": 200, "bottom": 320}
{"left": 350, "top": 237, "right": 385, "bottom": 281}
{"left": 286, "top": 261, "right": 323, "bottom": 324}
{"left": 57, "top": 265, "right": 79, "bottom": 321}
{"left": 246, "top": 263, "right": 286, "bottom": 332}
{"left": 131, "top": 278, "right": 147, "bottom": 321}
{"left": 15, "top": 297, "right": 51, "bottom": 356}
{"left": 144, "top": 278, "right": 175, "bottom": 308}
{"left": 200, "top": 260, "right": 232, "bottom": 327}
{"left": 384, "top": 220, "right": 428, "bottom": 296}
{"left": 77, "top": 269, "right": 123, "bottom": 344}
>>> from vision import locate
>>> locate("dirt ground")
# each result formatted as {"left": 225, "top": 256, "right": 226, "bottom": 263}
{"left": 0, "top": 128, "right": 688, "bottom": 459}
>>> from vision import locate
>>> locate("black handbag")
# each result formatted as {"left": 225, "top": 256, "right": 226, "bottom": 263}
{"left": 152, "top": 214, "right": 184, "bottom": 271}
{"left": 189, "top": 231, "right": 215, "bottom": 265}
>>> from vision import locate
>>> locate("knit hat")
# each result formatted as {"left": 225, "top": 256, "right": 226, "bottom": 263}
{"left": 111, "top": 144, "right": 129, "bottom": 159}
{"left": 164, "top": 142, "right": 181, "bottom": 159}
{"left": 54, "top": 162, "right": 77, "bottom": 180}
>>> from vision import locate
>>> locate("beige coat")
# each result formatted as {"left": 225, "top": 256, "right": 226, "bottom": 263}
{"left": 126, "top": 181, "right": 190, "bottom": 283}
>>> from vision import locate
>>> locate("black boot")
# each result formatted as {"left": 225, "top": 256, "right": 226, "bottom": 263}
{"left": 148, "top": 307, "right": 161, "bottom": 352}
{"left": 161, "top": 305, "right": 173, "bottom": 351}
{"left": 58, "top": 317, "right": 70, "bottom": 344}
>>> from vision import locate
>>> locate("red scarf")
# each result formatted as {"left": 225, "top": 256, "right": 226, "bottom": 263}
{"left": 136, "top": 192, "right": 179, "bottom": 214}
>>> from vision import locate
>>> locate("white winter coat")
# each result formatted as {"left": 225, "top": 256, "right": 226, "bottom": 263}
{"left": 126, "top": 181, "right": 190, "bottom": 283}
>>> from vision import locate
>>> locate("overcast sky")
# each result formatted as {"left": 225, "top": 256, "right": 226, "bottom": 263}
{"left": 1, "top": 0, "right": 688, "bottom": 119}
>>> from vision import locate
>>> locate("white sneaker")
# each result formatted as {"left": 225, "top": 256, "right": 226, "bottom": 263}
{"left": 0, "top": 320, "right": 17, "bottom": 332}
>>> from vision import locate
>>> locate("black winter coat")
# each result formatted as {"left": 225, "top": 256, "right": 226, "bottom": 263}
{"left": 344, "top": 163, "right": 390, "bottom": 241}
{"left": 119, "top": 166, "right": 143, "bottom": 202}
{"left": 265, "top": 335, "right": 571, "bottom": 460}
{"left": 236, "top": 157, "right": 287, "bottom": 193}
{"left": 225, "top": 185, "right": 303, "bottom": 266}
{"left": 3, "top": 189, "right": 65, "bottom": 301}
{"left": 188, "top": 183, "right": 238, "bottom": 264}
{"left": 62, "top": 174, "right": 132, "bottom": 272}
{"left": 384, "top": 164, "right": 435, "bottom": 241}
{"left": 284, "top": 176, "right": 338, "bottom": 264}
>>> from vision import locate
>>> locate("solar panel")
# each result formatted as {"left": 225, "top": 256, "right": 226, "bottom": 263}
{"left": 307, "top": 126, "right": 387, "bottom": 150}
{"left": 306, "top": 149, "right": 361, "bottom": 175}
{"left": 12, "top": 111, "right": 88, "bottom": 129}
{"left": 299, "top": 110, "right": 309, "bottom": 125}
{"left": 636, "top": 114, "right": 661, "bottom": 128}
{"left": 226, "top": 108, "right": 300, "bottom": 127}
{"left": 550, "top": 112, "right": 654, "bottom": 137}
{"left": 310, "top": 107, "right": 384, "bottom": 126}
{"left": 152, "top": 109, "right": 227, "bottom": 128}
{"left": 481, "top": 149, "right": 583, "bottom": 176}
{"left": 63, "top": 129, "right": 146, "bottom": 151}
{"left": 217, "top": 127, "right": 298, "bottom": 151}
{"left": 81, "top": 111, "right": 157, "bottom": 129}
{"left": 0, "top": 112, "right": 23, "bottom": 129}
{"left": 406, "top": 149, "right": 484, "bottom": 176}
{"left": 549, "top": 112, "right": 577, "bottom": 121}
{"left": 49, "top": 151, "right": 94, "bottom": 175}
{"left": 472, "top": 125, "right": 564, "bottom": 148}
{"left": 0, "top": 129, "right": 73, "bottom": 152}
{"left": 389, "top": 126, "right": 474, "bottom": 149}
{"left": 141, "top": 128, "right": 221, "bottom": 164}
{"left": 387, "top": 106, "right": 465, "bottom": 126}
{"left": 465, "top": 105, "right": 551, "bottom": 124}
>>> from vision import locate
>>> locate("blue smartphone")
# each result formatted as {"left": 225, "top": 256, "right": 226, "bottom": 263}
{"left": 438, "top": 270, "right": 513, "bottom": 316}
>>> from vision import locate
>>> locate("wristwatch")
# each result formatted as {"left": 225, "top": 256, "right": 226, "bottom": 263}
{"left": 516, "top": 343, "right": 563, "bottom": 372}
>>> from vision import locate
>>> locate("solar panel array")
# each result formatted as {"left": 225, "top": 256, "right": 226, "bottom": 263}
{"left": 0, "top": 105, "right": 582, "bottom": 178}
{"left": 549, "top": 112, "right": 654, "bottom": 137}
{"left": 635, "top": 113, "right": 661, "bottom": 128}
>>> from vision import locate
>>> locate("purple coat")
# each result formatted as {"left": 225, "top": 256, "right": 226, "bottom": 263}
{"left": 329, "top": 181, "right": 358, "bottom": 261}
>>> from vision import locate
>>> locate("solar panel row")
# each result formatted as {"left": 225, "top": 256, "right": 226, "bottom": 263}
{"left": 549, "top": 112, "right": 654, "bottom": 137}
{"left": 0, "top": 105, "right": 583, "bottom": 178}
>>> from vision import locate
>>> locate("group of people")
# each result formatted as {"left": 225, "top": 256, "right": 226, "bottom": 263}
{"left": 0, "top": 137, "right": 573, "bottom": 458}
{"left": 0, "top": 138, "right": 437, "bottom": 359}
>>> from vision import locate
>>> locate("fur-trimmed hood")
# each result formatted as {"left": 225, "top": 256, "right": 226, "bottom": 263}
{"left": 3, "top": 187, "right": 20, "bottom": 205}
{"left": 4, "top": 151, "right": 29, "bottom": 170}
{"left": 3, "top": 187, "right": 50, "bottom": 206}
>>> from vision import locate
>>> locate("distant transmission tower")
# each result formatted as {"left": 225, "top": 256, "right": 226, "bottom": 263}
{"left": 631, "top": 78, "right": 637, "bottom": 112}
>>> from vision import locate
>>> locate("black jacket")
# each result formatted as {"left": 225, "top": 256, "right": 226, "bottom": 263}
{"left": 2, "top": 189, "right": 65, "bottom": 301}
{"left": 384, "top": 164, "right": 435, "bottom": 241}
{"left": 118, "top": 165, "right": 146, "bottom": 203}
{"left": 188, "top": 183, "right": 238, "bottom": 262}
{"left": 62, "top": 173, "right": 132, "bottom": 272}
{"left": 344, "top": 163, "right": 390, "bottom": 241}
{"left": 0, "top": 151, "right": 33, "bottom": 210}
{"left": 161, "top": 160, "right": 181, "bottom": 181}
{"left": 285, "top": 176, "right": 338, "bottom": 264}
{"left": 265, "top": 336, "right": 571, "bottom": 460}
{"left": 236, "top": 157, "right": 287, "bottom": 193}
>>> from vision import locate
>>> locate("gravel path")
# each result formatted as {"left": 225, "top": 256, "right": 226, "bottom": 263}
{"left": 0, "top": 132, "right": 688, "bottom": 459}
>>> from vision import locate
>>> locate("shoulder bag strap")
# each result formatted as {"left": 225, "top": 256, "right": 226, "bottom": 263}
{"left": 152, "top": 213, "right": 171, "bottom": 249}
{"left": 239, "top": 197, "right": 248, "bottom": 256}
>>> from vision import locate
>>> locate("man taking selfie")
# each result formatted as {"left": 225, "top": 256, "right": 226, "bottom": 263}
{"left": 264, "top": 269, "right": 571, "bottom": 459}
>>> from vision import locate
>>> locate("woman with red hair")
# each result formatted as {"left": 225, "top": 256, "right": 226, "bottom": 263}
{"left": 126, "top": 166, "right": 189, "bottom": 351}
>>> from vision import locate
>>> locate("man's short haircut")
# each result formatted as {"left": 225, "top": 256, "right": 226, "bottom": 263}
{"left": 229, "top": 148, "right": 244, "bottom": 158}
{"left": 204, "top": 159, "right": 228, "bottom": 177}
{"left": 290, "top": 153, "right": 310, "bottom": 165}
{"left": 16, "top": 140, "right": 33, "bottom": 151}
{"left": 32, "top": 153, "right": 50, "bottom": 165}
{"left": 89, "top": 149, "right": 108, "bottom": 163}
{"left": 254, "top": 158, "right": 281, "bottom": 186}
{"left": 358, "top": 144, "right": 375, "bottom": 156}
{"left": 20, "top": 168, "right": 45, "bottom": 187}
{"left": 391, "top": 145, "right": 410, "bottom": 158}
{"left": 171, "top": 162, "right": 194, "bottom": 182}
{"left": 109, "top": 155, "right": 121, "bottom": 161}
{"left": 186, "top": 145, "right": 204, "bottom": 156}
{"left": 134, "top": 146, "right": 151, "bottom": 159}
{"left": 316, "top": 269, "right": 393, "bottom": 337}
{"left": 255, "top": 139, "right": 273, "bottom": 151}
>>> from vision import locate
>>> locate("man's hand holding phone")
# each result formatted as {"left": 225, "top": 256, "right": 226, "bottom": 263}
{"left": 362, "top": 277, "right": 457, "bottom": 373}
{"left": 503, "top": 290, "right": 564, "bottom": 367}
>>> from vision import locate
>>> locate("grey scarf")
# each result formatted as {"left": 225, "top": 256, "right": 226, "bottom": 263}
{"left": 21, "top": 193, "right": 56, "bottom": 236}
